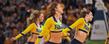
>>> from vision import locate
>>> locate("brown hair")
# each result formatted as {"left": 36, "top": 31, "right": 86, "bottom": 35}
{"left": 48, "top": 2, "right": 64, "bottom": 17}
{"left": 80, "top": 9, "right": 91, "bottom": 18}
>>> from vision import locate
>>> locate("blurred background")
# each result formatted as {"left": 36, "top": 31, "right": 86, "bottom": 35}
{"left": 0, "top": 0, "right": 109, "bottom": 44}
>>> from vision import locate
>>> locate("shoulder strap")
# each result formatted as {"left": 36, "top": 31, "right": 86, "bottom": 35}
{"left": 52, "top": 16, "right": 57, "bottom": 22}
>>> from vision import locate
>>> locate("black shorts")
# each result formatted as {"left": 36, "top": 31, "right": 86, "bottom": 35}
{"left": 71, "top": 39, "right": 82, "bottom": 44}
{"left": 46, "top": 41, "right": 61, "bottom": 44}
{"left": 28, "top": 42, "right": 34, "bottom": 44}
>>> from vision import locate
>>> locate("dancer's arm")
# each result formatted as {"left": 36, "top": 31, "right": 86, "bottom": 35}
{"left": 15, "top": 23, "right": 37, "bottom": 40}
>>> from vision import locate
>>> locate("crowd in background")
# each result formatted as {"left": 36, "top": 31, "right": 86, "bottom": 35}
{"left": 0, "top": 0, "right": 109, "bottom": 44}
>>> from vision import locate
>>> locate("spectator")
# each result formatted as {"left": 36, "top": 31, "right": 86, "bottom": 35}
{"left": 95, "top": 0, "right": 107, "bottom": 12}
{"left": 0, "top": 31, "right": 5, "bottom": 44}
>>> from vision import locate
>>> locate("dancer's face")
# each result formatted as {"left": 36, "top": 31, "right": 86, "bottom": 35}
{"left": 86, "top": 12, "right": 93, "bottom": 22}
{"left": 55, "top": 4, "right": 64, "bottom": 18}
{"left": 56, "top": 4, "right": 64, "bottom": 14}
{"left": 39, "top": 13, "right": 44, "bottom": 22}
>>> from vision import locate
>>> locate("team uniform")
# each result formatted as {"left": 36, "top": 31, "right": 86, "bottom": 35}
{"left": 63, "top": 18, "right": 91, "bottom": 44}
{"left": 15, "top": 22, "right": 44, "bottom": 44}
{"left": 40, "top": 16, "right": 70, "bottom": 44}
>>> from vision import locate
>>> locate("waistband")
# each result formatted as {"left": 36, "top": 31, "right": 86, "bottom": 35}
{"left": 79, "top": 29, "right": 88, "bottom": 33}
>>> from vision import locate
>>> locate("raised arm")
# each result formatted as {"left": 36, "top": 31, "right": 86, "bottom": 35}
{"left": 14, "top": 23, "right": 37, "bottom": 40}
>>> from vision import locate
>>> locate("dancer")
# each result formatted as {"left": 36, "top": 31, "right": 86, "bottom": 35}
{"left": 12, "top": 10, "right": 45, "bottom": 44}
{"left": 40, "top": 2, "right": 70, "bottom": 44}
{"left": 64, "top": 9, "right": 93, "bottom": 44}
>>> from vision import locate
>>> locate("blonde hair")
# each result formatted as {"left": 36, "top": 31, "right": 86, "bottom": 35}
{"left": 29, "top": 10, "right": 40, "bottom": 24}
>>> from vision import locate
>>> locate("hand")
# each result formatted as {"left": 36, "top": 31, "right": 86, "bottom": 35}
{"left": 11, "top": 37, "right": 16, "bottom": 41}
{"left": 67, "top": 33, "right": 70, "bottom": 36}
